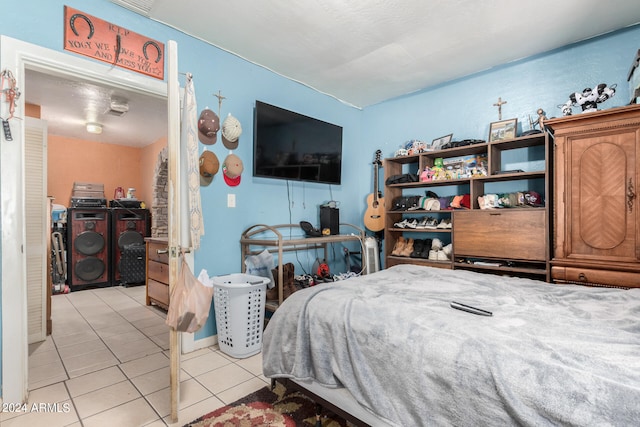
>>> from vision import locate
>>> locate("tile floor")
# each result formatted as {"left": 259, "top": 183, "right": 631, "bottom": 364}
{"left": 1, "top": 285, "right": 270, "bottom": 427}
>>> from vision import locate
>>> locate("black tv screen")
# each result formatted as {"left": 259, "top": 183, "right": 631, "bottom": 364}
{"left": 253, "top": 101, "right": 343, "bottom": 185}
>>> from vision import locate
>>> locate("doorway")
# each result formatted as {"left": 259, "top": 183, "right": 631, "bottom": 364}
{"left": 1, "top": 35, "right": 172, "bottom": 405}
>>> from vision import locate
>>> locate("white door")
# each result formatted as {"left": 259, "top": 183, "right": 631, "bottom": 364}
{"left": 25, "top": 117, "right": 48, "bottom": 344}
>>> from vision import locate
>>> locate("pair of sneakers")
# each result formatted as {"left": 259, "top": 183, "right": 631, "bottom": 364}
{"left": 394, "top": 218, "right": 418, "bottom": 229}
{"left": 428, "top": 240, "right": 452, "bottom": 261}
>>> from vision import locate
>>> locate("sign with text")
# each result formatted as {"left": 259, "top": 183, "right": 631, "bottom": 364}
{"left": 63, "top": 6, "right": 164, "bottom": 80}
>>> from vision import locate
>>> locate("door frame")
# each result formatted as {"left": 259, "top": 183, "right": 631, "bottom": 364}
{"left": 0, "top": 35, "right": 184, "bottom": 406}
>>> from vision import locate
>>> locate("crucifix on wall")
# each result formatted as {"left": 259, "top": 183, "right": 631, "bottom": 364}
{"left": 493, "top": 97, "right": 507, "bottom": 120}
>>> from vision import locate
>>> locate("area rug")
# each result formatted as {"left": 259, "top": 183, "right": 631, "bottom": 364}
{"left": 184, "top": 380, "right": 349, "bottom": 426}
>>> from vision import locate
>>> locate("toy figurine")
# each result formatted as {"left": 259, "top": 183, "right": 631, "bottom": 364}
{"left": 559, "top": 84, "right": 617, "bottom": 116}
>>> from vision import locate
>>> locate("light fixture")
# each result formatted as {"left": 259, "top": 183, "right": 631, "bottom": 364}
{"left": 86, "top": 122, "right": 103, "bottom": 134}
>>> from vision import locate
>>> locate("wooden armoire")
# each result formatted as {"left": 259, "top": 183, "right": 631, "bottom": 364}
{"left": 546, "top": 104, "right": 640, "bottom": 288}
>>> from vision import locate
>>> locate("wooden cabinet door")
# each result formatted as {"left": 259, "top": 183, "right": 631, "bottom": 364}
{"left": 565, "top": 130, "right": 637, "bottom": 262}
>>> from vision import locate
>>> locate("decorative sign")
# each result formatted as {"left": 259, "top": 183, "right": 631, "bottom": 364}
{"left": 63, "top": 6, "right": 164, "bottom": 80}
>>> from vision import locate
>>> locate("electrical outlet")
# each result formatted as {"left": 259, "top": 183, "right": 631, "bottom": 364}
{"left": 227, "top": 193, "right": 236, "bottom": 208}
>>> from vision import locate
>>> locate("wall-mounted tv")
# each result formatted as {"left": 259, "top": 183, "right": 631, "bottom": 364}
{"left": 253, "top": 101, "right": 343, "bottom": 185}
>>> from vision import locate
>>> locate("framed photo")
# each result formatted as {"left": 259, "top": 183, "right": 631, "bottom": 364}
{"left": 431, "top": 133, "right": 453, "bottom": 150}
{"left": 489, "top": 118, "right": 517, "bottom": 142}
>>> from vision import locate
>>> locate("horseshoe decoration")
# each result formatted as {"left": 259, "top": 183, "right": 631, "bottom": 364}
{"left": 63, "top": 6, "right": 164, "bottom": 80}
{"left": 69, "top": 13, "right": 95, "bottom": 39}
{"left": 143, "top": 41, "right": 163, "bottom": 63}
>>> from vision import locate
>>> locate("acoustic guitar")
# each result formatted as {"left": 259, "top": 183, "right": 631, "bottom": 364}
{"left": 364, "top": 150, "right": 385, "bottom": 231}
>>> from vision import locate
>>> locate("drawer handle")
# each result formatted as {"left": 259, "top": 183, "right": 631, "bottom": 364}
{"left": 489, "top": 212, "right": 501, "bottom": 216}
{"left": 578, "top": 273, "right": 587, "bottom": 282}
{"left": 156, "top": 248, "right": 169, "bottom": 255}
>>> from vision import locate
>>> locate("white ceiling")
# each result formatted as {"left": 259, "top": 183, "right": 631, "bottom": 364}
{"left": 25, "top": 0, "right": 640, "bottom": 146}
{"left": 133, "top": 0, "right": 640, "bottom": 108}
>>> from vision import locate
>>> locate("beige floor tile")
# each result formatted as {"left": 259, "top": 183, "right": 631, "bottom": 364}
{"left": 110, "top": 337, "right": 162, "bottom": 363}
{"left": 146, "top": 378, "right": 214, "bottom": 418}
{"left": 102, "top": 329, "right": 148, "bottom": 346}
{"left": 180, "top": 351, "right": 232, "bottom": 377}
{"left": 72, "top": 380, "right": 141, "bottom": 419}
{"left": 28, "top": 337, "right": 56, "bottom": 356}
{"left": 94, "top": 322, "right": 139, "bottom": 339}
{"left": 28, "top": 347, "right": 61, "bottom": 368}
{"left": 139, "top": 323, "right": 169, "bottom": 337}
{"left": 81, "top": 397, "right": 159, "bottom": 427}
{"left": 29, "top": 359, "right": 68, "bottom": 390}
{"left": 0, "top": 399, "right": 77, "bottom": 427}
{"left": 233, "top": 352, "right": 264, "bottom": 376}
{"left": 129, "top": 366, "right": 191, "bottom": 396}
{"left": 65, "top": 366, "right": 127, "bottom": 397}
{"left": 1, "top": 382, "right": 71, "bottom": 421}
{"left": 149, "top": 332, "right": 170, "bottom": 350}
{"left": 215, "top": 376, "right": 270, "bottom": 405}
{"left": 57, "top": 338, "right": 108, "bottom": 359}
{"left": 162, "top": 396, "right": 225, "bottom": 427}
{"left": 63, "top": 349, "right": 119, "bottom": 378}
{"left": 118, "top": 306, "right": 161, "bottom": 322}
{"left": 51, "top": 329, "right": 99, "bottom": 349}
{"left": 131, "top": 315, "right": 166, "bottom": 330}
{"left": 119, "top": 352, "right": 169, "bottom": 378}
{"left": 195, "top": 363, "right": 255, "bottom": 395}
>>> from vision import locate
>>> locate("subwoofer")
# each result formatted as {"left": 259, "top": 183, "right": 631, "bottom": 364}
{"left": 67, "top": 208, "right": 111, "bottom": 288}
{"left": 111, "top": 208, "right": 150, "bottom": 285}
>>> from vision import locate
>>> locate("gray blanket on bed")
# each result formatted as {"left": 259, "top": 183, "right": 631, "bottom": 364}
{"left": 262, "top": 264, "right": 640, "bottom": 427}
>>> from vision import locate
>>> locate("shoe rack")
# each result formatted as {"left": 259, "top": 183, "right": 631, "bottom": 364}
{"left": 383, "top": 132, "right": 550, "bottom": 280}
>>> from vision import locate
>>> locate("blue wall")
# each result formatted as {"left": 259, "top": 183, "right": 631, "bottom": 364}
{"left": 1, "top": 0, "right": 638, "bottom": 396}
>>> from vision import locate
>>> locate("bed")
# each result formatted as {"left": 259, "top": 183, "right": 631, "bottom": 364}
{"left": 262, "top": 264, "right": 640, "bottom": 426}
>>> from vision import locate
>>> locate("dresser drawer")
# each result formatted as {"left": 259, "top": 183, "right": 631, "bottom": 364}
{"left": 148, "top": 259, "right": 169, "bottom": 283}
{"left": 147, "top": 278, "right": 170, "bottom": 307}
{"left": 552, "top": 266, "right": 640, "bottom": 288}
{"left": 147, "top": 241, "right": 169, "bottom": 264}
{"left": 453, "top": 210, "right": 546, "bottom": 261}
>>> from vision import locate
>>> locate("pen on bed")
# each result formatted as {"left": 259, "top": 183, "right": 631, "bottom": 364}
{"left": 450, "top": 301, "right": 493, "bottom": 316}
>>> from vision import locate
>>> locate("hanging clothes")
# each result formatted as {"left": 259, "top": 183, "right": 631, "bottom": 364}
{"left": 179, "top": 73, "right": 204, "bottom": 250}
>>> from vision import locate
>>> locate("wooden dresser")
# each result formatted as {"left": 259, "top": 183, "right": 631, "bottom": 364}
{"left": 145, "top": 237, "right": 170, "bottom": 309}
{"left": 546, "top": 104, "right": 640, "bottom": 288}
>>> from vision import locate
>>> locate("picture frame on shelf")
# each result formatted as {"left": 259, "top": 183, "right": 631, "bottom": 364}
{"left": 431, "top": 133, "right": 453, "bottom": 150}
{"left": 489, "top": 118, "right": 517, "bottom": 142}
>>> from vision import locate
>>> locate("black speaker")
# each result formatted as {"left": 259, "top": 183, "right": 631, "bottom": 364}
{"left": 67, "top": 208, "right": 111, "bottom": 288}
{"left": 110, "top": 208, "right": 150, "bottom": 285}
{"left": 320, "top": 206, "right": 339, "bottom": 235}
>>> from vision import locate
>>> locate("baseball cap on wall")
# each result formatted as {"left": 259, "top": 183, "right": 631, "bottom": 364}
{"left": 199, "top": 150, "right": 219, "bottom": 186}
{"left": 222, "top": 153, "right": 244, "bottom": 187}
{"left": 198, "top": 108, "right": 220, "bottom": 145}
{"left": 221, "top": 113, "right": 242, "bottom": 150}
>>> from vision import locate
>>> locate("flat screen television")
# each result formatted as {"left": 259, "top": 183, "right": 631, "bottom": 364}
{"left": 253, "top": 101, "right": 343, "bottom": 185}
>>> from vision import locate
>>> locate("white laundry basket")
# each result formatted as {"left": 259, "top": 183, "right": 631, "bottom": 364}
{"left": 212, "top": 273, "right": 269, "bottom": 358}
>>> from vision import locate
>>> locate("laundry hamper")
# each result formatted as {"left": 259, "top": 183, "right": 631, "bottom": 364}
{"left": 212, "top": 273, "right": 269, "bottom": 358}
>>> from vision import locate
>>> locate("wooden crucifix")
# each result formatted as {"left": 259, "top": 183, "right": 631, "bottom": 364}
{"left": 214, "top": 90, "right": 226, "bottom": 117}
{"left": 493, "top": 97, "right": 507, "bottom": 120}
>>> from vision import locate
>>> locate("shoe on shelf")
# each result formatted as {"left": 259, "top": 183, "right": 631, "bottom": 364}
{"left": 410, "top": 239, "right": 425, "bottom": 257}
{"left": 400, "top": 238, "right": 415, "bottom": 257}
{"left": 424, "top": 217, "right": 438, "bottom": 229}
{"left": 442, "top": 243, "right": 453, "bottom": 257}
{"left": 436, "top": 218, "right": 451, "bottom": 229}
{"left": 432, "top": 238, "right": 443, "bottom": 250}
{"left": 437, "top": 250, "right": 449, "bottom": 261}
{"left": 391, "top": 236, "right": 407, "bottom": 256}
{"left": 394, "top": 219, "right": 409, "bottom": 228}
{"left": 428, "top": 250, "right": 439, "bottom": 260}
{"left": 415, "top": 216, "right": 429, "bottom": 229}
{"left": 405, "top": 218, "right": 419, "bottom": 229}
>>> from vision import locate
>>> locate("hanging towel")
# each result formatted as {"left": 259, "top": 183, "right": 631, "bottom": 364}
{"left": 180, "top": 74, "right": 204, "bottom": 250}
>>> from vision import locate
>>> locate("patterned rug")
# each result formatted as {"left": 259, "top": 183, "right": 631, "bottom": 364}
{"left": 184, "top": 380, "right": 349, "bottom": 427}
